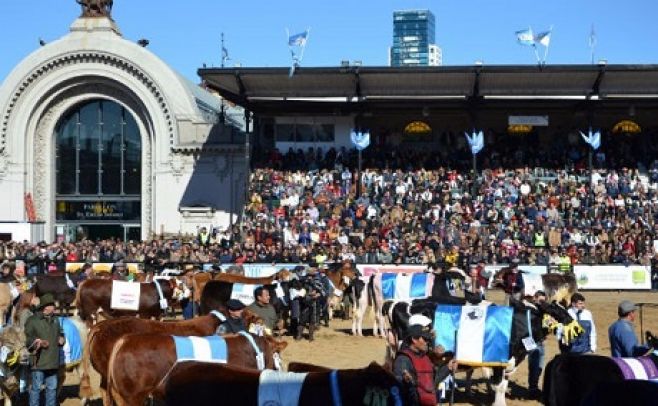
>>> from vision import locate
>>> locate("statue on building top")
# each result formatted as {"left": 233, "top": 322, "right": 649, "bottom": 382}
{"left": 76, "top": 0, "right": 114, "bottom": 18}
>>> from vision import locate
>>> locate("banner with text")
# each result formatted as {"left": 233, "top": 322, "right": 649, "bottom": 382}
{"left": 483, "top": 265, "right": 546, "bottom": 296}
{"left": 574, "top": 265, "right": 651, "bottom": 290}
{"left": 356, "top": 264, "right": 427, "bottom": 277}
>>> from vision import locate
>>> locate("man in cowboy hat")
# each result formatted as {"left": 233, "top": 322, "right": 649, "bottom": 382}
{"left": 24, "top": 293, "right": 65, "bottom": 406}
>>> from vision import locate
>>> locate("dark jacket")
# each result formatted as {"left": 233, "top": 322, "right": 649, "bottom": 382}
{"left": 25, "top": 312, "right": 64, "bottom": 370}
{"left": 217, "top": 317, "right": 246, "bottom": 335}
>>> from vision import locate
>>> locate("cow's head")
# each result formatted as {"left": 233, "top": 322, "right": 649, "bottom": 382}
{"left": 646, "top": 331, "right": 658, "bottom": 350}
{"left": 264, "top": 336, "right": 288, "bottom": 370}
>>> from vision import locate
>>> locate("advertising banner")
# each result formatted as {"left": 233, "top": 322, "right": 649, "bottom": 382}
{"left": 356, "top": 264, "right": 427, "bottom": 277}
{"left": 574, "top": 265, "right": 651, "bottom": 290}
{"left": 483, "top": 264, "right": 547, "bottom": 296}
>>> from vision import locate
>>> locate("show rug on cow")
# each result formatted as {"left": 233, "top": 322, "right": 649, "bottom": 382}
{"left": 151, "top": 361, "right": 404, "bottom": 406}
{"left": 384, "top": 296, "right": 583, "bottom": 406}
{"left": 79, "top": 309, "right": 252, "bottom": 401}
{"left": 543, "top": 332, "right": 658, "bottom": 406}
{"left": 106, "top": 332, "right": 288, "bottom": 406}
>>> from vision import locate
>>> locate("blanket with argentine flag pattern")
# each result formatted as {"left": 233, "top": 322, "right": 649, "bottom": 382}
{"left": 434, "top": 303, "right": 513, "bottom": 367}
{"left": 173, "top": 335, "right": 228, "bottom": 363}
{"left": 377, "top": 272, "right": 434, "bottom": 300}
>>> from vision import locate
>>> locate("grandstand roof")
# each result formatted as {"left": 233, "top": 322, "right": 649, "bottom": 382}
{"left": 199, "top": 64, "right": 658, "bottom": 114}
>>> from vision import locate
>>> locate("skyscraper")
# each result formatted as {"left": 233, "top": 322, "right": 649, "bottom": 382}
{"left": 390, "top": 9, "right": 442, "bottom": 66}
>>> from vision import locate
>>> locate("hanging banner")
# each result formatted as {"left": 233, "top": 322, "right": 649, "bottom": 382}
{"left": 574, "top": 265, "right": 651, "bottom": 290}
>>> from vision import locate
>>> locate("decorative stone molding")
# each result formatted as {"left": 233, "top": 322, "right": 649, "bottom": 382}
{"left": 1, "top": 51, "right": 175, "bottom": 153}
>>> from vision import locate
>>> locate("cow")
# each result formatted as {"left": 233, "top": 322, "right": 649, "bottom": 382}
{"left": 78, "top": 310, "right": 258, "bottom": 402}
{"left": 152, "top": 361, "right": 404, "bottom": 406}
{"left": 580, "top": 380, "right": 658, "bottom": 406}
{"left": 106, "top": 332, "right": 288, "bottom": 406}
{"left": 352, "top": 269, "right": 466, "bottom": 337}
{"left": 75, "top": 278, "right": 177, "bottom": 325}
{"left": 33, "top": 273, "right": 82, "bottom": 315}
{"left": 324, "top": 263, "right": 357, "bottom": 320}
{"left": 542, "top": 332, "right": 658, "bottom": 406}
{"left": 199, "top": 278, "right": 290, "bottom": 320}
{"left": 383, "top": 297, "right": 580, "bottom": 406}
{"left": 492, "top": 268, "right": 577, "bottom": 305}
{"left": 0, "top": 283, "right": 16, "bottom": 327}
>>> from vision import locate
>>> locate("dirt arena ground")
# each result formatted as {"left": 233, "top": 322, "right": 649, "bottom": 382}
{"left": 59, "top": 289, "right": 657, "bottom": 405}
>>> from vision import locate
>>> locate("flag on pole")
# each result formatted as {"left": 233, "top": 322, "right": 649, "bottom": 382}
{"left": 580, "top": 129, "right": 601, "bottom": 150}
{"left": 535, "top": 30, "right": 551, "bottom": 47}
{"left": 464, "top": 131, "right": 484, "bottom": 155}
{"left": 288, "top": 30, "right": 309, "bottom": 46}
{"left": 222, "top": 46, "right": 229, "bottom": 61}
{"left": 350, "top": 130, "right": 371, "bottom": 151}
{"left": 516, "top": 28, "right": 535, "bottom": 46}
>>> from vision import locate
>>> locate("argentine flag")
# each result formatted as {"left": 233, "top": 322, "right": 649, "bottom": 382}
{"left": 173, "top": 336, "right": 228, "bottom": 363}
{"left": 380, "top": 272, "right": 433, "bottom": 300}
{"left": 434, "top": 303, "right": 513, "bottom": 367}
{"left": 58, "top": 317, "right": 82, "bottom": 366}
{"left": 516, "top": 28, "right": 535, "bottom": 46}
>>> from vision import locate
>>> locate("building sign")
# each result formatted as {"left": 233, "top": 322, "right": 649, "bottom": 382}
{"left": 508, "top": 116, "right": 549, "bottom": 126}
{"left": 56, "top": 201, "right": 141, "bottom": 221}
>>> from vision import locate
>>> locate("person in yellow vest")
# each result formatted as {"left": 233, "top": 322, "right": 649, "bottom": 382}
{"left": 198, "top": 227, "right": 210, "bottom": 247}
{"left": 533, "top": 230, "right": 546, "bottom": 248}
{"left": 558, "top": 251, "right": 572, "bottom": 273}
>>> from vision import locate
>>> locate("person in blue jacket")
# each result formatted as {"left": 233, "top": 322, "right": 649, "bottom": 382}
{"left": 608, "top": 300, "right": 652, "bottom": 357}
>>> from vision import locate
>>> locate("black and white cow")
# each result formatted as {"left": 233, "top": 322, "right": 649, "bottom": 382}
{"left": 384, "top": 297, "right": 579, "bottom": 406}
{"left": 543, "top": 332, "right": 658, "bottom": 406}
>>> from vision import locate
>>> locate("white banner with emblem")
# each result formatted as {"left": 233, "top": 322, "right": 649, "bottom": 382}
{"left": 110, "top": 281, "right": 141, "bottom": 310}
{"left": 574, "top": 265, "right": 651, "bottom": 290}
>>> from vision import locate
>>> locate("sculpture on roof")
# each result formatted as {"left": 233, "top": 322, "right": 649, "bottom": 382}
{"left": 76, "top": 0, "right": 114, "bottom": 18}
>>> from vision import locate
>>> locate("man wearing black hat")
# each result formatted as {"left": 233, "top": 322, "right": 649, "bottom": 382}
{"left": 502, "top": 259, "right": 524, "bottom": 305}
{"left": 25, "top": 294, "right": 65, "bottom": 406}
{"left": 393, "top": 324, "right": 457, "bottom": 406}
{"left": 216, "top": 299, "right": 247, "bottom": 335}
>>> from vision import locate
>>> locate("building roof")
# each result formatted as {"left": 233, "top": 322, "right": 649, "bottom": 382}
{"left": 198, "top": 64, "right": 658, "bottom": 114}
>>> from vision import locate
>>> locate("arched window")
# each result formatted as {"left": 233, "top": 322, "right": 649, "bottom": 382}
{"left": 55, "top": 100, "right": 141, "bottom": 196}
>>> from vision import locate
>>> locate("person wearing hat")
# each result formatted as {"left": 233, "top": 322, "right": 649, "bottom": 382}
{"left": 393, "top": 323, "right": 457, "bottom": 406}
{"left": 216, "top": 299, "right": 247, "bottom": 335}
{"left": 501, "top": 259, "right": 524, "bottom": 306}
{"left": 24, "top": 293, "right": 65, "bottom": 406}
{"left": 608, "top": 300, "right": 652, "bottom": 358}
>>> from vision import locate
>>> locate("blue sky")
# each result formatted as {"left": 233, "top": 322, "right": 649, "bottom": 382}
{"left": 0, "top": 0, "right": 656, "bottom": 82}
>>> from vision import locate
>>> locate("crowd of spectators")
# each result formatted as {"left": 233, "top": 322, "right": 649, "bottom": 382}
{"left": 1, "top": 134, "right": 658, "bottom": 290}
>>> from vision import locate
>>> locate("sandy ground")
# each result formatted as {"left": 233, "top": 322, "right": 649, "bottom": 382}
{"left": 57, "top": 289, "right": 658, "bottom": 406}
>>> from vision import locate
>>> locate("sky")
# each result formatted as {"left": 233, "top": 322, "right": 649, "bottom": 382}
{"left": 0, "top": 0, "right": 657, "bottom": 83}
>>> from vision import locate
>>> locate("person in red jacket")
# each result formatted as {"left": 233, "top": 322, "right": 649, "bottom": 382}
{"left": 393, "top": 324, "right": 457, "bottom": 405}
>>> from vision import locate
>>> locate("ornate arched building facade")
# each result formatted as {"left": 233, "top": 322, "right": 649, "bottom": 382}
{"left": 0, "top": 16, "right": 245, "bottom": 241}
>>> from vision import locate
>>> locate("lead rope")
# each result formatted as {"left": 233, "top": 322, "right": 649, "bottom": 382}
{"left": 152, "top": 280, "right": 168, "bottom": 310}
{"left": 237, "top": 331, "right": 265, "bottom": 370}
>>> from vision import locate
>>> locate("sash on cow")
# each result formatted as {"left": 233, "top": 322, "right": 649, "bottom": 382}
{"left": 379, "top": 273, "right": 433, "bottom": 300}
{"left": 110, "top": 281, "right": 141, "bottom": 311}
{"left": 58, "top": 317, "right": 82, "bottom": 366}
{"left": 611, "top": 357, "right": 658, "bottom": 381}
{"left": 258, "top": 369, "right": 307, "bottom": 406}
{"left": 434, "top": 303, "right": 513, "bottom": 367}
{"left": 173, "top": 336, "right": 228, "bottom": 363}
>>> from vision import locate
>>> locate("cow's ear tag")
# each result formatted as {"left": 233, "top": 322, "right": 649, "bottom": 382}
{"left": 522, "top": 336, "right": 537, "bottom": 351}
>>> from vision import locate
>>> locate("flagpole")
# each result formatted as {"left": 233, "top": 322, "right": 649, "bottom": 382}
{"left": 542, "top": 25, "right": 553, "bottom": 65}
{"left": 532, "top": 44, "right": 541, "bottom": 66}
{"left": 221, "top": 32, "right": 225, "bottom": 68}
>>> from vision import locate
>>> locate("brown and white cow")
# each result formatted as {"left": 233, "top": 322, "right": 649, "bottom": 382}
{"left": 107, "top": 332, "right": 288, "bottom": 406}
{"left": 152, "top": 361, "right": 404, "bottom": 406}
{"left": 75, "top": 278, "right": 176, "bottom": 325}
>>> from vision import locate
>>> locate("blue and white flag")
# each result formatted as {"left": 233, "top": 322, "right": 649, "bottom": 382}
{"left": 535, "top": 30, "right": 552, "bottom": 47}
{"left": 58, "top": 317, "right": 82, "bottom": 366}
{"left": 173, "top": 335, "right": 228, "bottom": 363}
{"left": 288, "top": 31, "right": 309, "bottom": 47}
{"left": 380, "top": 272, "right": 432, "bottom": 300}
{"left": 464, "top": 131, "right": 484, "bottom": 155}
{"left": 516, "top": 28, "right": 535, "bottom": 46}
{"left": 580, "top": 128, "right": 601, "bottom": 150}
{"left": 434, "top": 303, "right": 513, "bottom": 366}
{"left": 350, "top": 130, "right": 370, "bottom": 151}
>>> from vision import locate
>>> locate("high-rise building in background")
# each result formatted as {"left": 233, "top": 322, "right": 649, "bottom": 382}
{"left": 390, "top": 9, "right": 442, "bottom": 66}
